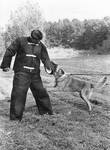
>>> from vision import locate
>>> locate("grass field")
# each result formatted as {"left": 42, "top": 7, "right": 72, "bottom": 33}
{"left": 0, "top": 54, "right": 110, "bottom": 150}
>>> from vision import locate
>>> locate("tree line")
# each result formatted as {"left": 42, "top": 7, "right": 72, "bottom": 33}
{"left": 0, "top": 0, "right": 110, "bottom": 55}
{"left": 44, "top": 17, "right": 110, "bottom": 53}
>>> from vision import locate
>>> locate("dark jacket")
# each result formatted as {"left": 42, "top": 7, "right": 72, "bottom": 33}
{"left": 1, "top": 37, "right": 52, "bottom": 74}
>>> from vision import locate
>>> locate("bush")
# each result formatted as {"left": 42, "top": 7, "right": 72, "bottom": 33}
{"left": 96, "top": 36, "right": 110, "bottom": 54}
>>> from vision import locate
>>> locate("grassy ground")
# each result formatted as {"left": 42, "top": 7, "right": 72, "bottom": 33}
{"left": 0, "top": 54, "right": 110, "bottom": 150}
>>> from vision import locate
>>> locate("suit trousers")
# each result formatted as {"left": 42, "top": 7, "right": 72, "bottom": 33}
{"left": 10, "top": 71, "right": 53, "bottom": 120}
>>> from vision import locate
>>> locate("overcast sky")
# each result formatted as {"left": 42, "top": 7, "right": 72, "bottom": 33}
{"left": 0, "top": 0, "right": 110, "bottom": 27}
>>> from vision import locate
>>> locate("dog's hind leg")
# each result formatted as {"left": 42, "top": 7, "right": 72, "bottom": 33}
{"left": 87, "top": 88, "right": 93, "bottom": 100}
{"left": 80, "top": 88, "right": 92, "bottom": 112}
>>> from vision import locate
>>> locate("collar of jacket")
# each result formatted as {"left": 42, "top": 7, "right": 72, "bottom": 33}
{"left": 27, "top": 37, "right": 40, "bottom": 46}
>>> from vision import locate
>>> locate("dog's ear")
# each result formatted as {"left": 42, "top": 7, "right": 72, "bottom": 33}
{"left": 59, "top": 68, "right": 65, "bottom": 75}
{"left": 61, "top": 69, "right": 65, "bottom": 74}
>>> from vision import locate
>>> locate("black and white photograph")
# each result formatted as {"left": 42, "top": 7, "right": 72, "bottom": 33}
{"left": 0, "top": 0, "right": 110, "bottom": 149}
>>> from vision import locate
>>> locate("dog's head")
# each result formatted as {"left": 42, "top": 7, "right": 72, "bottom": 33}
{"left": 54, "top": 67, "right": 65, "bottom": 79}
{"left": 54, "top": 68, "right": 65, "bottom": 87}
{"left": 45, "top": 61, "right": 65, "bottom": 87}
{"left": 50, "top": 61, "right": 64, "bottom": 77}
{"left": 50, "top": 61, "right": 65, "bottom": 87}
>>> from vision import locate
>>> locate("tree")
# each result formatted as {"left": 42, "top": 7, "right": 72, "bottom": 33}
{"left": 4, "top": 0, "right": 45, "bottom": 47}
{"left": 0, "top": 28, "right": 5, "bottom": 56}
{"left": 44, "top": 17, "right": 110, "bottom": 51}
{"left": 44, "top": 21, "right": 62, "bottom": 47}
{"left": 97, "top": 35, "right": 110, "bottom": 53}
{"left": 75, "top": 19, "right": 109, "bottom": 50}
{"left": 44, "top": 19, "right": 84, "bottom": 48}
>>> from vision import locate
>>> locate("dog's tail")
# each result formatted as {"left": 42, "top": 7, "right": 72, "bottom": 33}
{"left": 93, "top": 76, "right": 107, "bottom": 89}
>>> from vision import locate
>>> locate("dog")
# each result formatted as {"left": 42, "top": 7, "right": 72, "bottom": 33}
{"left": 51, "top": 62, "right": 107, "bottom": 112}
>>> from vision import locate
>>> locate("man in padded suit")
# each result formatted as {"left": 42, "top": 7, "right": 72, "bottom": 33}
{"left": 1, "top": 30, "right": 55, "bottom": 121}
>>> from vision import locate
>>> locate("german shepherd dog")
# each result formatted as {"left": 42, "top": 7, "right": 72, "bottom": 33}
{"left": 51, "top": 62, "right": 107, "bottom": 112}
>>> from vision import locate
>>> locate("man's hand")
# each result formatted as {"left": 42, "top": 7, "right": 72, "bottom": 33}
{"left": 2, "top": 68, "right": 10, "bottom": 72}
{"left": 45, "top": 67, "right": 53, "bottom": 74}
{"left": 45, "top": 61, "right": 58, "bottom": 75}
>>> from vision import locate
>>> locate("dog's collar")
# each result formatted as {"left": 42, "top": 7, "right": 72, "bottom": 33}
{"left": 58, "top": 73, "right": 69, "bottom": 82}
